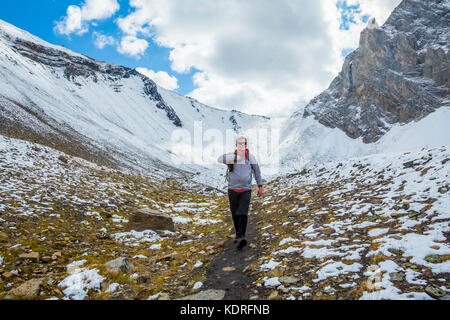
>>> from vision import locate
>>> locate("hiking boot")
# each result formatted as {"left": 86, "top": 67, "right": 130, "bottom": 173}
{"left": 237, "top": 237, "right": 247, "bottom": 250}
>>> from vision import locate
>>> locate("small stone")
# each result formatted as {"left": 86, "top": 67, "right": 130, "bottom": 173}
{"left": 41, "top": 256, "right": 52, "bottom": 263}
{"left": 158, "top": 252, "right": 182, "bottom": 261}
{"left": 52, "top": 252, "right": 61, "bottom": 260}
{"left": 58, "top": 155, "right": 69, "bottom": 163}
{"left": 214, "top": 240, "right": 226, "bottom": 249}
{"left": 438, "top": 187, "right": 448, "bottom": 194}
{"left": 157, "top": 293, "right": 171, "bottom": 300}
{"left": 268, "top": 290, "right": 279, "bottom": 300}
{"left": 2, "top": 272, "right": 15, "bottom": 279}
{"left": 279, "top": 276, "right": 300, "bottom": 285}
{"left": 389, "top": 272, "right": 405, "bottom": 282}
{"left": 277, "top": 285, "right": 289, "bottom": 293}
{"left": 222, "top": 267, "right": 236, "bottom": 272}
{"left": 19, "top": 252, "right": 40, "bottom": 263}
{"left": 249, "top": 243, "right": 257, "bottom": 249}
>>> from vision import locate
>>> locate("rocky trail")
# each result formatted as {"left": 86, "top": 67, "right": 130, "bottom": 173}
{"left": 199, "top": 214, "right": 266, "bottom": 300}
{"left": 0, "top": 135, "right": 449, "bottom": 300}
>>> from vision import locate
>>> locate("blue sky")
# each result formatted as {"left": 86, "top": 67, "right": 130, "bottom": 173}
{"left": 0, "top": 0, "right": 397, "bottom": 116}
{"left": 0, "top": 0, "right": 198, "bottom": 95}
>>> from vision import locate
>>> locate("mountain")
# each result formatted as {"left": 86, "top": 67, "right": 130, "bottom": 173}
{"left": 273, "top": 0, "right": 450, "bottom": 174}
{"left": 298, "top": 0, "right": 449, "bottom": 144}
{"left": 0, "top": 0, "right": 449, "bottom": 187}
{"left": 0, "top": 18, "right": 270, "bottom": 184}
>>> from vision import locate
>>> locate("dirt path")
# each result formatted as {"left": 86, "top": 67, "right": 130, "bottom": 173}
{"left": 202, "top": 212, "right": 266, "bottom": 300}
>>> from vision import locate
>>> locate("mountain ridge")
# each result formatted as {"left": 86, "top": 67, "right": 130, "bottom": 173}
{"left": 299, "top": 0, "right": 449, "bottom": 143}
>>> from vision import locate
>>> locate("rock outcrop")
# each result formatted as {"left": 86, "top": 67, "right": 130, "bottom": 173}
{"left": 300, "top": 0, "right": 449, "bottom": 143}
{"left": 126, "top": 207, "right": 175, "bottom": 233}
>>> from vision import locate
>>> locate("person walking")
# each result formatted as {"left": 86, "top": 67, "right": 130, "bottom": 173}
{"left": 218, "top": 136, "right": 263, "bottom": 250}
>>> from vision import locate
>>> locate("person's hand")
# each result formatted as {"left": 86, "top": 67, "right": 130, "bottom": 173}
{"left": 257, "top": 186, "right": 263, "bottom": 197}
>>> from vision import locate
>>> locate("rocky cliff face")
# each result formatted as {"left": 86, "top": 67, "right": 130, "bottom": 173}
{"left": 300, "top": 0, "right": 449, "bottom": 143}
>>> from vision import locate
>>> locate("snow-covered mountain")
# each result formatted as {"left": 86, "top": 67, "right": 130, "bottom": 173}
{"left": 276, "top": 0, "right": 450, "bottom": 175}
{"left": 300, "top": 0, "right": 449, "bottom": 143}
{"left": 0, "top": 18, "right": 270, "bottom": 186}
{"left": 1, "top": 0, "right": 449, "bottom": 190}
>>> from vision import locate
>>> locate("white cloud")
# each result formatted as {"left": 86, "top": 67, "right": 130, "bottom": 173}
{"left": 115, "top": 0, "right": 402, "bottom": 116}
{"left": 55, "top": 0, "right": 120, "bottom": 36}
{"left": 117, "top": 35, "right": 149, "bottom": 57}
{"left": 136, "top": 68, "right": 179, "bottom": 90}
{"left": 93, "top": 31, "right": 116, "bottom": 49}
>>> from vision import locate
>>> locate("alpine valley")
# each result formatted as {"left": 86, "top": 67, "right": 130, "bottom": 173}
{"left": 0, "top": 0, "right": 448, "bottom": 301}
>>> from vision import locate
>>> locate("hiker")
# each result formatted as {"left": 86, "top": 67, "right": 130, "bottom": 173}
{"left": 218, "top": 136, "right": 263, "bottom": 250}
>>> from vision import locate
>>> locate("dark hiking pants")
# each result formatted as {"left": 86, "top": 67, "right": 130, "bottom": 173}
{"left": 228, "top": 189, "right": 251, "bottom": 238}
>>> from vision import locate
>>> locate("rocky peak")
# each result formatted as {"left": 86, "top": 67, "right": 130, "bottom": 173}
{"left": 301, "top": 0, "right": 449, "bottom": 143}
{"left": 0, "top": 20, "right": 183, "bottom": 128}
{"left": 366, "top": 17, "right": 379, "bottom": 30}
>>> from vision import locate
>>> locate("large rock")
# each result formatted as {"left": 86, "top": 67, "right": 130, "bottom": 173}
{"left": 177, "top": 289, "right": 226, "bottom": 300}
{"left": 105, "top": 257, "right": 135, "bottom": 276}
{"left": 8, "top": 278, "right": 45, "bottom": 299}
{"left": 425, "top": 285, "right": 446, "bottom": 299}
{"left": 19, "top": 252, "right": 40, "bottom": 263}
{"left": 127, "top": 208, "right": 175, "bottom": 233}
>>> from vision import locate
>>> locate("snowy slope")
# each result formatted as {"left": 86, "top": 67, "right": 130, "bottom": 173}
{"left": 251, "top": 144, "right": 450, "bottom": 300}
{"left": 273, "top": 106, "right": 450, "bottom": 179}
{"left": 0, "top": 17, "right": 449, "bottom": 192}
{"left": 0, "top": 18, "right": 270, "bottom": 184}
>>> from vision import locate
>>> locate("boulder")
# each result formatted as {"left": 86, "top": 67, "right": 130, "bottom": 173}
{"left": 8, "top": 278, "right": 45, "bottom": 299}
{"left": 127, "top": 208, "right": 174, "bottom": 233}
{"left": 19, "top": 252, "right": 40, "bottom": 263}
{"left": 105, "top": 257, "right": 135, "bottom": 275}
{"left": 177, "top": 289, "right": 226, "bottom": 300}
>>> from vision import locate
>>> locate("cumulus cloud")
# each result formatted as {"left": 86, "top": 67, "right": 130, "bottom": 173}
{"left": 136, "top": 68, "right": 179, "bottom": 90}
{"left": 93, "top": 31, "right": 116, "bottom": 49}
{"left": 120, "top": 0, "right": 402, "bottom": 116}
{"left": 55, "top": 0, "right": 120, "bottom": 35}
{"left": 117, "top": 35, "right": 149, "bottom": 57}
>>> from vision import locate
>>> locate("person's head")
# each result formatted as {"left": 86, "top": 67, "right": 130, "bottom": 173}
{"left": 236, "top": 136, "right": 247, "bottom": 152}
